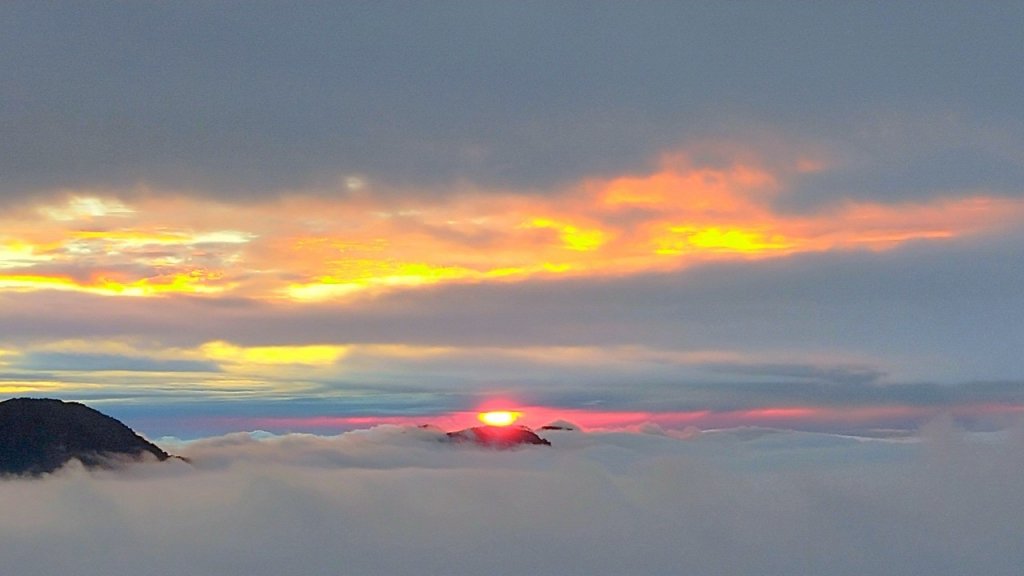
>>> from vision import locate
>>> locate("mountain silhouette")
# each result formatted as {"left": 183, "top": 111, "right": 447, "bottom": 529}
{"left": 0, "top": 398, "right": 170, "bottom": 476}
{"left": 446, "top": 425, "right": 552, "bottom": 447}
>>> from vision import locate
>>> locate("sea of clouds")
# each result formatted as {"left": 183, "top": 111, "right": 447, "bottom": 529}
{"left": 2, "top": 420, "right": 1023, "bottom": 576}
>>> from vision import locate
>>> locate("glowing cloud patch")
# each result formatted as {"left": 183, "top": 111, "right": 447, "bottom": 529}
{"left": 98, "top": 270, "right": 230, "bottom": 296}
{"left": 0, "top": 348, "right": 18, "bottom": 367}
{"left": 41, "top": 196, "right": 135, "bottom": 221}
{"left": 0, "top": 269, "right": 230, "bottom": 297}
{"left": 71, "top": 229, "right": 254, "bottom": 248}
{"left": 528, "top": 218, "right": 607, "bottom": 251}
{"left": 286, "top": 262, "right": 477, "bottom": 301}
{"left": 200, "top": 341, "right": 349, "bottom": 366}
{"left": 598, "top": 164, "right": 776, "bottom": 208}
{"left": 0, "top": 241, "right": 54, "bottom": 269}
{"left": 656, "top": 226, "right": 794, "bottom": 255}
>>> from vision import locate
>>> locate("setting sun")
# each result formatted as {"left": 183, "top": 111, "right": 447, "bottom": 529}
{"left": 478, "top": 410, "right": 521, "bottom": 427}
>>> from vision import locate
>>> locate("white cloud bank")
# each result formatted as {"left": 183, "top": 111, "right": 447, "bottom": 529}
{"left": 2, "top": 422, "right": 1024, "bottom": 576}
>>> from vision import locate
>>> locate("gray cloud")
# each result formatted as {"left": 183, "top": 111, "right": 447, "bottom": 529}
{"left": 704, "top": 362, "right": 886, "bottom": 386}
{"left": 3, "top": 3, "right": 1023, "bottom": 201}
{"left": 17, "top": 352, "right": 218, "bottom": 373}
{"left": 2, "top": 424, "right": 1024, "bottom": 576}
{"left": 783, "top": 134, "right": 1024, "bottom": 212}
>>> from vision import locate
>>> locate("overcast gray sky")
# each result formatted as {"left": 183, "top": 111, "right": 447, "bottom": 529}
{"left": 1, "top": 2, "right": 1023, "bottom": 436}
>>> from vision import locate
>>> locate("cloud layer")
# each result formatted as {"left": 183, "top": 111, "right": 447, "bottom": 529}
{"left": 2, "top": 424, "right": 1023, "bottom": 576}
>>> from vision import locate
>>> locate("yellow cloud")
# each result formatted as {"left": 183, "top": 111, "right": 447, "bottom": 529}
{"left": 527, "top": 218, "right": 607, "bottom": 251}
{"left": 286, "top": 261, "right": 476, "bottom": 301}
{"left": 0, "top": 348, "right": 18, "bottom": 367}
{"left": 0, "top": 270, "right": 230, "bottom": 297}
{"left": 0, "top": 381, "right": 78, "bottom": 395}
{"left": 655, "top": 226, "right": 794, "bottom": 255}
{"left": 200, "top": 341, "right": 349, "bottom": 366}
{"left": 0, "top": 241, "right": 54, "bottom": 269}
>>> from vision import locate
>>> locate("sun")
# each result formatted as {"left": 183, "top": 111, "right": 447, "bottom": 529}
{"left": 478, "top": 410, "right": 521, "bottom": 427}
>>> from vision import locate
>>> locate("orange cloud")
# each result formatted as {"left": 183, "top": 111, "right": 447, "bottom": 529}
{"left": 524, "top": 218, "right": 608, "bottom": 251}
{"left": 3, "top": 147, "right": 1022, "bottom": 302}
{"left": 0, "top": 269, "right": 231, "bottom": 297}
{"left": 597, "top": 162, "right": 778, "bottom": 209}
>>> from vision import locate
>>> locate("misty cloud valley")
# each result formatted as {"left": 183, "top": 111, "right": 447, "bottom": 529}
{"left": 3, "top": 418, "right": 1024, "bottom": 576}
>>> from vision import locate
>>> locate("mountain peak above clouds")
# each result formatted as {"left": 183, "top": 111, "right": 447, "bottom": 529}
{"left": 0, "top": 397, "right": 171, "bottom": 477}
{"left": 446, "top": 425, "right": 552, "bottom": 447}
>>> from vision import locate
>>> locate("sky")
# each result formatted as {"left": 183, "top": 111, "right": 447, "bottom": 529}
{"left": 2, "top": 2, "right": 1024, "bottom": 438}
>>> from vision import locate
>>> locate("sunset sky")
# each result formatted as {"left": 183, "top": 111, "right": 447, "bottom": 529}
{"left": 3, "top": 2, "right": 1023, "bottom": 437}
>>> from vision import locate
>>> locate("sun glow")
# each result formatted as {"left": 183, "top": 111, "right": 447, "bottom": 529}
{"left": 478, "top": 411, "right": 521, "bottom": 427}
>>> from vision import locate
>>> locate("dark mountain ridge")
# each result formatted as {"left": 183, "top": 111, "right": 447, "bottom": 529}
{"left": 0, "top": 397, "right": 170, "bottom": 476}
{"left": 446, "top": 425, "right": 552, "bottom": 447}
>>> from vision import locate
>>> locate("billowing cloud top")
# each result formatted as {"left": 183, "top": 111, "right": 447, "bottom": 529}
{"left": 3, "top": 424, "right": 1024, "bottom": 576}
